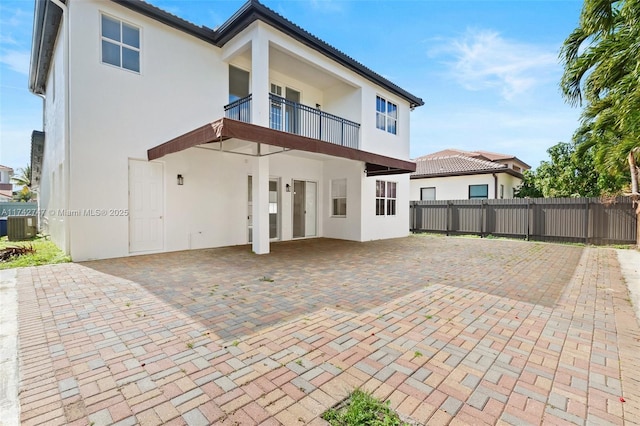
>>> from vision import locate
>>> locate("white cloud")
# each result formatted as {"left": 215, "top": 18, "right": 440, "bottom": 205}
{"left": 0, "top": 50, "right": 30, "bottom": 75}
{"left": 430, "top": 29, "right": 559, "bottom": 101}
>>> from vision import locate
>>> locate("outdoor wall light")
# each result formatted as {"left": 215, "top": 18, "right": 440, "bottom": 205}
{"left": 177, "top": 174, "right": 184, "bottom": 185}
{"left": 285, "top": 183, "right": 291, "bottom": 192}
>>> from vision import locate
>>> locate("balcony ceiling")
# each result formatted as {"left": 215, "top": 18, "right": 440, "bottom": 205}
{"left": 269, "top": 46, "right": 349, "bottom": 91}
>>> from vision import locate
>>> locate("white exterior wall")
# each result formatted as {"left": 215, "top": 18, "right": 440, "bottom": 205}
{"left": 322, "top": 159, "right": 363, "bottom": 241}
{"left": 44, "top": 1, "right": 414, "bottom": 260}
{"left": 40, "top": 24, "right": 67, "bottom": 249}
{"left": 361, "top": 174, "right": 410, "bottom": 241}
{"left": 496, "top": 174, "right": 523, "bottom": 199}
{"left": 410, "top": 173, "right": 524, "bottom": 201}
{"left": 67, "top": 0, "right": 226, "bottom": 260}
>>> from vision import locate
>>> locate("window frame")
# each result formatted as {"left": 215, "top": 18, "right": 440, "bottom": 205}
{"left": 420, "top": 187, "right": 436, "bottom": 201}
{"left": 100, "top": 13, "right": 141, "bottom": 73}
{"left": 376, "top": 95, "right": 398, "bottom": 135}
{"left": 331, "top": 178, "right": 347, "bottom": 217}
{"left": 376, "top": 180, "right": 397, "bottom": 216}
{"left": 468, "top": 184, "right": 489, "bottom": 199}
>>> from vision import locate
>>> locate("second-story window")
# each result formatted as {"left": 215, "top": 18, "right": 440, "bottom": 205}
{"left": 101, "top": 14, "right": 140, "bottom": 73}
{"left": 376, "top": 96, "right": 397, "bottom": 135}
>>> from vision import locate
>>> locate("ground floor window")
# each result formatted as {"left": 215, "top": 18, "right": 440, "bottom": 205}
{"left": 376, "top": 180, "right": 397, "bottom": 216}
{"left": 420, "top": 187, "right": 436, "bottom": 200}
{"left": 331, "top": 179, "right": 347, "bottom": 217}
{"left": 469, "top": 184, "right": 488, "bottom": 199}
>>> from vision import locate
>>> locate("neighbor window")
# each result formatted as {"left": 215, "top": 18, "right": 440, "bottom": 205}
{"left": 376, "top": 180, "right": 397, "bottom": 216}
{"left": 101, "top": 14, "right": 140, "bottom": 73}
{"left": 420, "top": 187, "right": 436, "bottom": 201}
{"left": 376, "top": 96, "right": 397, "bottom": 135}
{"left": 331, "top": 179, "right": 347, "bottom": 217}
{"left": 469, "top": 184, "right": 489, "bottom": 199}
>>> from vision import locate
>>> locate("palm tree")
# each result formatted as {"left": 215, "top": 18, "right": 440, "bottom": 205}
{"left": 11, "top": 165, "right": 31, "bottom": 188}
{"left": 11, "top": 165, "right": 34, "bottom": 202}
{"left": 560, "top": 0, "right": 640, "bottom": 193}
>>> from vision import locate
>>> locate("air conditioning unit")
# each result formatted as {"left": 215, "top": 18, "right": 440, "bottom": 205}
{"left": 8, "top": 216, "right": 37, "bottom": 241}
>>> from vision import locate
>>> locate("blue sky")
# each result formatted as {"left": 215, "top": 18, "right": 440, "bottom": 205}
{"left": 0, "top": 0, "right": 584, "bottom": 173}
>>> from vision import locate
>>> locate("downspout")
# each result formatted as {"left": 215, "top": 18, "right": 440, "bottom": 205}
{"left": 49, "top": 0, "right": 71, "bottom": 256}
{"left": 492, "top": 173, "right": 498, "bottom": 199}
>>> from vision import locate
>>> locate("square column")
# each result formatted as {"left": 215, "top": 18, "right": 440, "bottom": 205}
{"left": 252, "top": 153, "right": 270, "bottom": 254}
{"left": 251, "top": 30, "right": 270, "bottom": 127}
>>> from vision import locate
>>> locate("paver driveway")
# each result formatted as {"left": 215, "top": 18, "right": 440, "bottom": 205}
{"left": 14, "top": 235, "right": 640, "bottom": 425}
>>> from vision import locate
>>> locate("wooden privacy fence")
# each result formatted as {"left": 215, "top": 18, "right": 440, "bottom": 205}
{"left": 410, "top": 197, "right": 638, "bottom": 245}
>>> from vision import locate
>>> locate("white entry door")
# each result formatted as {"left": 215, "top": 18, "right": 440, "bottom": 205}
{"left": 293, "top": 180, "right": 317, "bottom": 238}
{"left": 129, "top": 159, "right": 164, "bottom": 252}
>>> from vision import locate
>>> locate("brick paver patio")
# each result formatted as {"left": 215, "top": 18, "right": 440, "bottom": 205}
{"left": 14, "top": 235, "right": 640, "bottom": 425}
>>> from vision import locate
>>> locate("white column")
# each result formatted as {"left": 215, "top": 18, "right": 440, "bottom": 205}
{"left": 252, "top": 154, "right": 270, "bottom": 254}
{"left": 251, "top": 29, "right": 269, "bottom": 127}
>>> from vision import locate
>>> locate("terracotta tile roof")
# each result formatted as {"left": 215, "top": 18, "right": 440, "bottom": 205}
{"left": 0, "top": 164, "right": 13, "bottom": 172}
{"left": 412, "top": 155, "right": 507, "bottom": 178}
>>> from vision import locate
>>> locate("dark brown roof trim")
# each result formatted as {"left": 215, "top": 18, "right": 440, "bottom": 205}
{"left": 411, "top": 168, "right": 523, "bottom": 180}
{"left": 148, "top": 118, "right": 416, "bottom": 176}
{"left": 111, "top": 0, "right": 216, "bottom": 43}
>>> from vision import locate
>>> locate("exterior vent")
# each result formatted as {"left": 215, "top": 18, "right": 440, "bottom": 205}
{"left": 7, "top": 216, "right": 37, "bottom": 241}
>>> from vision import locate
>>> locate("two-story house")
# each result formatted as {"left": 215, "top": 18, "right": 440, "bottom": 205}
{"left": 410, "top": 149, "right": 530, "bottom": 201}
{"left": 29, "top": 0, "right": 423, "bottom": 261}
{"left": 0, "top": 165, "right": 14, "bottom": 201}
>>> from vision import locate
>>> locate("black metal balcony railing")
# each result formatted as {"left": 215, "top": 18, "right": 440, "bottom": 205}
{"left": 224, "top": 94, "right": 360, "bottom": 149}
{"left": 224, "top": 94, "right": 252, "bottom": 123}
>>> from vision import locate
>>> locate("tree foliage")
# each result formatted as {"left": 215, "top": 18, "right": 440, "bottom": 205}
{"left": 11, "top": 165, "right": 34, "bottom": 202}
{"left": 560, "top": 0, "right": 640, "bottom": 193}
{"left": 11, "top": 165, "right": 31, "bottom": 188}
{"left": 515, "top": 142, "right": 602, "bottom": 198}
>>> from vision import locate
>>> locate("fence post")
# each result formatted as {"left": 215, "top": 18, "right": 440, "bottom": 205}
{"left": 526, "top": 199, "right": 530, "bottom": 241}
{"left": 584, "top": 198, "right": 590, "bottom": 244}
{"left": 446, "top": 202, "right": 451, "bottom": 236}
{"left": 480, "top": 201, "right": 485, "bottom": 238}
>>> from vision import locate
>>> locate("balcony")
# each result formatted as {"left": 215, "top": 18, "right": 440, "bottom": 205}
{"left": 224, "top": 94, "right": 360, "bottom": 150}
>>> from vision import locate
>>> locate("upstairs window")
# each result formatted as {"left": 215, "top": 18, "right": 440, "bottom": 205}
{"left": 376, "top": 180, "right": 397, "bottom": 216}
{"left": 376, "top": 96, "right": 397, "bottom": 135}
{"left": 101, "top": 14, "right": 140, "bottom": 73}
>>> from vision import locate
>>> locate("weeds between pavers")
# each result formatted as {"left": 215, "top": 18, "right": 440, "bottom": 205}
{"left": 322, "top": 389, "right": 415, "bottom": 426}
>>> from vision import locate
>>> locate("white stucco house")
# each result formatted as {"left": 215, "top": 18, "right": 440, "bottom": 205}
{"left": 29, "top": 0, "right": 423, "bottom": 261}
{"left": 409, "top": 149, "right": 530, "bottom": 201}
{"left": 0, "top": 165, "right": 14, "bottom": 201}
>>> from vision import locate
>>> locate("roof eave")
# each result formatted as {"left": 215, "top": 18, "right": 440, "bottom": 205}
{"left": 29, "top": 0, "right": 63, "bottom": 95}
{"left": 213, "top": 0, "right": 424, "bottom": 108}
{"left": 411, "top": 168, "right": 523, "bottom": 179}
{"left": 111, "top": 0, "right": 216, "bottom": 43}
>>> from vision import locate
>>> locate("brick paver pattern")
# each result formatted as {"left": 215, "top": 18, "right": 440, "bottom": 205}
{"left": 15, "top": 236, "right": 640, "bottom": 425}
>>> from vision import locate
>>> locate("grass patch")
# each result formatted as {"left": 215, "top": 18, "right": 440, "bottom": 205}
{"left": 322, "top": 389, "right": 412, "bottom": 426}
{"left": 0, "top": 236, "right": 70, "bottom": 270}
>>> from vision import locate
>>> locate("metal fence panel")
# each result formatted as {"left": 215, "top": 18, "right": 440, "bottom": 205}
{"left": 410, "top": 197, "right": 637, "bottom": 245}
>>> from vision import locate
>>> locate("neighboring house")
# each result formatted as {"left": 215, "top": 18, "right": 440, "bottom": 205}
{"left": 410, "top": 149, "right": 530, "bottom": 201}
{"left": 29, "top": 0, "right": 423, "bottom": 261}
{"left": 0, "top": 165, "right": 14, "bottom": 201}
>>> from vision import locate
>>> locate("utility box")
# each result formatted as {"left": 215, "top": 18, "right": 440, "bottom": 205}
{"left": 7, "top": 216, "right": 37, "bottom": 241}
